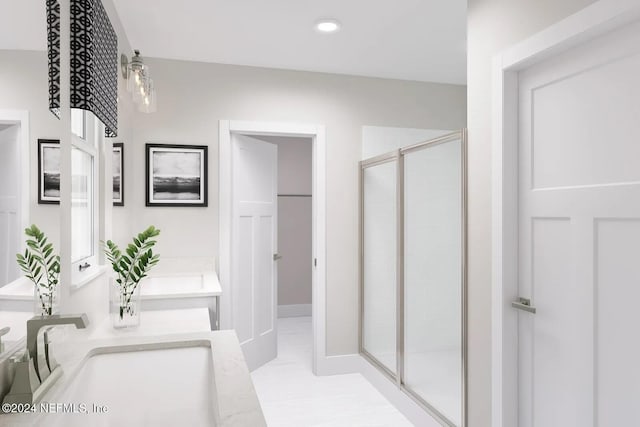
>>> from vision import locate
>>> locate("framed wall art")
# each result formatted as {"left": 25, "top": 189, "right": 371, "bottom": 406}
{"left": 145, "top": 144, "right": 208, "bottom": 207}
{"left": 113, "top": 142, "right": 124, "bottom": 206}
{"left": 38, "top": 139, "right": 60, "bottom": 204}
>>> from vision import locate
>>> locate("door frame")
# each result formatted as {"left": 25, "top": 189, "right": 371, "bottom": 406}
{"left": 219, "top": 120, "right": 326, "bottom": 375}
{"left": 491, "top": 1, "right": 640, "bottom": 426}
{"left": 0, "top": 109, "right": 30, "bottom": 258}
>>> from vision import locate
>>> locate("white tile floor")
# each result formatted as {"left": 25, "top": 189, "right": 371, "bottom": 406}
{"left": 251, "top": 317, "right": 413, "bottom": 427}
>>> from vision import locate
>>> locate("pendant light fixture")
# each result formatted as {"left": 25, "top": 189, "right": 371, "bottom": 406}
{"left": 121, "top": 50, "right": 157, "bottom": 113}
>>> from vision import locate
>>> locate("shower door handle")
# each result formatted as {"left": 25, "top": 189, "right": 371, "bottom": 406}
{"left": 511, "top": 297, "right": 536, "bottom": 314}
{"left": 273, "top": 253, "right": 282, "bottom": 261}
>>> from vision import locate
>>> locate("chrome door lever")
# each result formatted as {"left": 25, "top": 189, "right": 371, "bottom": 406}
{"left": 511, "top": 297, "right": 536, "bottom": 314}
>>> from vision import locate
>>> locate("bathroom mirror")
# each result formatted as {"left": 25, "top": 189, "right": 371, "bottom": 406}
{"left": 0, "top": 3, "right": 64, "bottom": 355}
{"left": 0, "top": 84, "right": 61, "bottom": 354}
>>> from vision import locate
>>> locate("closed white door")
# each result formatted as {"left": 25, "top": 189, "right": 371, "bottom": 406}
{"left": 231, "top": 133, "right": 278, "bottom": 371}
{"left": 0, "top": 124, "right": 21, "bottom": 286}
{"left": 516, "top": 21, "right": 640, "bottom": 426}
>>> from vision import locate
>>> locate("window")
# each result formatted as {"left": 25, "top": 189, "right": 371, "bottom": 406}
{"left": 71, "top": 108, "right": 85, "bottom": 139}
{"left": 71, "top": 109, "right": 98, "bottom": 284}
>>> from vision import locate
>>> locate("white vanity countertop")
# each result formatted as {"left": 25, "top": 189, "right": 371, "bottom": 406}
{"left": 0, "top": 309, "right": 265, "bottom": 427}
{"left": 89, "top": 308, "right": 212, "bottom": 339}
{"left": 140, "top": 271, "right": 222, "bottom": 298}
{"left": 0, "top": 278, "right": 32, "bottom": 300}
{"left": 1, "top": 271, "right": 223, "bottom": 300}
{"left": 0, "top": 312, "right": 32, "bottom": 342}
{"left": 0, "top": 330, "right": 266, "bottom": 427}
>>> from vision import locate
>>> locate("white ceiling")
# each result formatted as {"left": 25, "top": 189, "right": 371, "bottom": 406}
{"left": 0, "top": 0, "right": 467, "bottom": 85}
{"left": 112, "top": 0, "right": 466, "bottom": 84}
{"left": 0, "top": 1, "right": 46, "bottom": 51}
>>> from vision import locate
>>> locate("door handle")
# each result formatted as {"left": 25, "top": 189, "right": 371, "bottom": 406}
{"left": 511, "top": 297, "right": 536, "bottom": 314}
{"left": 273, "top": 253, "right": 282, "bottom": 261}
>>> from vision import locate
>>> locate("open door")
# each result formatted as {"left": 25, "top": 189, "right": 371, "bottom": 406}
{"left": 231, "top": 133, "right": 278, "bottom": 371}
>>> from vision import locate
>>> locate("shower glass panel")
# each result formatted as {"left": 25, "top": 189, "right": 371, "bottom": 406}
{"left": 359, "top": 130, "right": 467, "bottom": 427}
{"left": 361, "top": 157, "right": 398, "bottom": 375}
{"left": 403, "top": 136, "right": 463, "bottom": 425}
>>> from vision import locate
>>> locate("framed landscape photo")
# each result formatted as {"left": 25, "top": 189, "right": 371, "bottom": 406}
{"left": 145, "top": 143, "right": 208, "bottom": 207}
{"left": 38, "top": 139, "right": 60, "bottom": 204}
{"left": 113, "top": 142, "right": 124, "bottom": 206}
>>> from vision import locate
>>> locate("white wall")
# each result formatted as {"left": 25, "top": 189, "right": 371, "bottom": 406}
{"left": 123, "top": 59, "right": 466, "bottom": 355}
{"left": 467, "top": 0, "right": 597, "bottom": 424}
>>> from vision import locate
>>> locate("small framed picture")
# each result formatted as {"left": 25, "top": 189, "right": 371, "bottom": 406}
{"left": 145, "top": 143, "right": 208, "bottom": 207}
{"left": 38, "top": 139, "right": 60, "bottom": 204}
{"left": 113, "top": 142, "right": 124, "bottom": 206}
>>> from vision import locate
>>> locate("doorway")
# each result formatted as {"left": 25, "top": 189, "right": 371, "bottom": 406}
{"left": 262, "top": 135, "right": 313, "bottom": 321}
{"left": 492, "top": 3, "right": 640, "bottom": 426}
{"left": 0, "top": 110, "right": 29, "bottom": 288}
{"left": 219, "top": 120, "right": 326, "bottom": 375}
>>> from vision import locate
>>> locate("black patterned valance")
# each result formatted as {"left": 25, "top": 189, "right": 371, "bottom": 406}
{"left": 46, "top": 0, "right": 61, "bottom": 119}
{"left": 70, "top": 0, "right": 118, "bottom": 137}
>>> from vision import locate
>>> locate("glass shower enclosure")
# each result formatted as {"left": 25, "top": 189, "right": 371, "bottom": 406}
{"left": 359, "top": 130, "right": 467, "bottom": 427}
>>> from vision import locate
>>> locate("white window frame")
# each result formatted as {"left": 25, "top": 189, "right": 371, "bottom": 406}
{"left": 70, "top": 109, "right": 100, "bottom": 286}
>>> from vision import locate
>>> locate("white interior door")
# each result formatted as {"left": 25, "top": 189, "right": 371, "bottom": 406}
{"left": 0, "top": 124, "right": 21, "bottom": 287}
{"left": 231, "top": 133, "right": 278, "bottom": 371}
{"left": 516, "top": 21, "right": 640, "bottom": 427}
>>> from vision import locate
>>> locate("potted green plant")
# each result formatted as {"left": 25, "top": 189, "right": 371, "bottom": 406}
{"left": 15, "top": 225, "right": 60, "bottom": 316}
{"left": 103, "top": 225, "right": 160, "bottom": 328}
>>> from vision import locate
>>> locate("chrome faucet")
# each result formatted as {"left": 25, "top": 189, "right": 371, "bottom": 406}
{"left": 2, "top": 314, "right": 89, "bottom": 405}
{"left": 27, "top": 314, "right": 89, "bottom": 382}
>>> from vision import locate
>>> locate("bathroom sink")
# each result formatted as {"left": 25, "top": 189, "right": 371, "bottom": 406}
{"left": 41, "top": 340, "right": 217, "bottom": 427}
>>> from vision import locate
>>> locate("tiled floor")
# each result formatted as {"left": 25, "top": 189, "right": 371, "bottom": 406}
{"left": 251, "top": 317, "right": 413, "bottom": 427}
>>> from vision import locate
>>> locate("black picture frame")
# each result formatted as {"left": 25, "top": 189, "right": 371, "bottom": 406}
{"left": 38, "top": 139, "right": 60, "bottom": 204}
{"left": 113, "top": 142, "right": 124, "bottom": 206}
{"left": 145, "top": 143, "right": 208, "bottom": 207}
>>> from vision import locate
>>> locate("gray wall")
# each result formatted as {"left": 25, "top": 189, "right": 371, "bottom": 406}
{"left": 466, "top": 0, "right": 597, "bottom": 424}
{"left": 123, "top": 58, "right": 466, "bottom": 355}
{"left": 256, "top": 135, "right": 313, "bottom": 308}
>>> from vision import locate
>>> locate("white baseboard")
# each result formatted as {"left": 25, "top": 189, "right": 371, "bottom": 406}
{"left": 278, "top": 304, "right": 312, "bottom": 318}
{"left": 315, "top": 354, "right": 362, "bottom": 376}
{"left": 314, "top": 353, "right": 443, "bottom": 426}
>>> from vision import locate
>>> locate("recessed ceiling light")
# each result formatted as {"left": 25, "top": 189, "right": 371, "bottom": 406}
{"left": 315, "top": 19, "right": 341, "bottom": 33}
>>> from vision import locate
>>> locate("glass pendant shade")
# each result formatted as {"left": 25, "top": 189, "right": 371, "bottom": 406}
{"left": 138, "top": 78, "right": 157, "bottom": 113}
{"left": 131, "top": 71, "right": 150, "bottom": 103}
{"left": 125, "top": 50, "right": 157, "bottom": 113}
{"left": 126, "top": 50, "right": 148, "bottom": 95}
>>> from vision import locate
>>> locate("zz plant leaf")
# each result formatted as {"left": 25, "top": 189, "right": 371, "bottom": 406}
{"left": 103, "top": 226, "right": 161, "bottom": 319}
{"left": 15, "top": 224, "right": 60, "bottom": 315}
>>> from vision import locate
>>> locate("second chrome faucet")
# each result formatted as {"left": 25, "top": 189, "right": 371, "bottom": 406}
{"left": 2, "top": 313, "right": 89, "bottom": 406}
